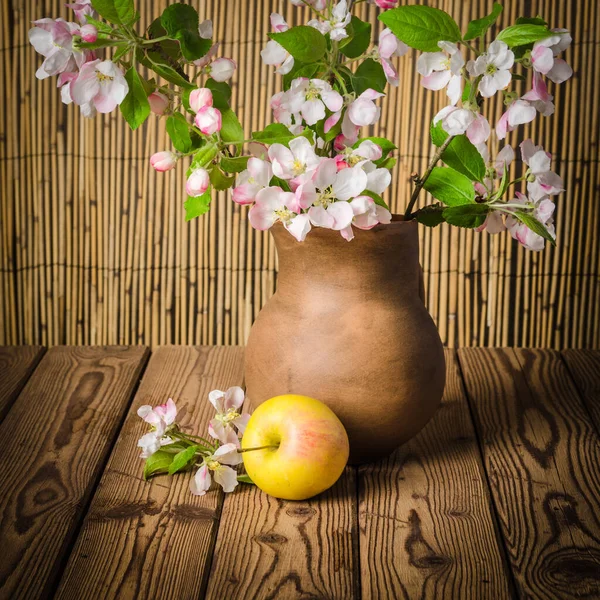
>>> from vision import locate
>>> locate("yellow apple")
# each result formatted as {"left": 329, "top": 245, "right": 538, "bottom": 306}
{"left": 241, "top": 394, "right": 349, "bottom": 500}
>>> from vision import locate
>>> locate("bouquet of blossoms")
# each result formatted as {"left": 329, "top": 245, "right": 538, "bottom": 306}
{"left": 29, "top": 0, "right": 572, "bottom": 251}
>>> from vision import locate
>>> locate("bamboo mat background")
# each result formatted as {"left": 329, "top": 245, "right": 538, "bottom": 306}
{"left": 0, "top": 0, "right": 598, "bottom": 348}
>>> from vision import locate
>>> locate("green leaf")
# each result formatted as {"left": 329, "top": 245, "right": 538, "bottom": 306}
{"left": 114, "top": 0, "right": 135, "bottom": 25}
{"left": 340, "top": 17, "right": 372, "bottom": 59}
{"left": 237, "top": 473, "right": 254, "bottom": 484}
{"left": 160, "top": 3, "right": 212, "bottom": 61}
{"left": 496, "top": 24, "right": 554, "bottom": 48}
{"left": 282, "top": 62, "right": 319, "bottom": 91}
{"left": 205, "top": 79, "right": 232, "bottom": 109}
{"left": 379, "top": 5, "right": 462, "bottom": 52}
{"left": 376, "top": 157, "right": 397, "bottom": 170}
{"left": 252, "top": 123, "right": 295, "bottom": 145}
{"left": 352, "top": 58, "right": 386, "bottom": 96}
{"left": 463, "top": 3, "right": 503, "bottom": 41}
{"left": 112, "top": 44, "right": 131, "bottom": 62}
{"left": 512, "top": 210, "right": 556, "bottom": 245}
{"left": 91, "top": 0, "right": 120, "bottom": 24}
{"left": 414, "top": 204, "right": 446, "bottom": 227}
{"left": 168, "top": 445, "right": 199, "bottom": 475}
{"left": 166, "top": 113, "right": 193, "bottom": 153}
{"left": 429, "top": 122, "right": 486, "bottom": 183}
{"left": 516, "top": 16, "right": 547, "bottom": 27}
{"left": 209, "top": 167, "right": 236, "bottom": 190}
{"left": 120, "top": 68, "right": 150, "bottom": 130}
{"left": 147, "top": 58, "right": 194, "bottom": 89}
{"left": 442, "top": 203, "right": 489, "bottom": 228}
{"left": 220, "top": 109, "right": 244, "bottom": 147}
{"left": 271, "top": 176, "right": 291, "bottom": 192}
{"left": 77, "top": 38, "right": 128, "bottom": 50}
{"left": 185, "top": 189, "right": 212, "bottom": 220}
{"left": 147, "top": 17, "right": 181, "bottom": 60}
{"left": 221, "top": 155, "right": 250, "bottom": 173}
{"left": 361, "top": 190, "right": 390, "bottom": 210}
{"left": 143, "top": 450, "right": 174, "bottom": 479}
{"left": 423, "top": 167, "right": 476, "bottom": 206}
{"left": 269, "top": 25, "right": 327, "bottom": 63}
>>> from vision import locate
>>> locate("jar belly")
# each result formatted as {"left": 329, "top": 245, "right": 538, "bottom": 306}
{"left": 244, "top": 295, "right": 446, "bottom": 463}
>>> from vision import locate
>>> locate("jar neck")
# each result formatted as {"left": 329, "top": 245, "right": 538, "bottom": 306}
{"left": 271, "top": 220, "right": 422, "bottom": 300}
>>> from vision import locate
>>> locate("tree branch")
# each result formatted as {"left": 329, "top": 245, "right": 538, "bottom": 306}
{"left": 404, "top": 134, "right": 455, "bottom": 219}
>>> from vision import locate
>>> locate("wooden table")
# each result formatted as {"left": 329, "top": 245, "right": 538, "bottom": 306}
{"left": 0, "top": 346, "right": 599, "bottom": 600}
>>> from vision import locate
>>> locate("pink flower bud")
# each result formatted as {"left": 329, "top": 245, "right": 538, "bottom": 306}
{"left": 80, "top": 24, "right": 97, "bottom": 43}
{"left": 209, "top": 58, "right": 236, "bottom": 82}
{"left": 150, "top": 151, "right": 177, "bottom": 172}
{"left": 333, "top": 134, "right": 347, "bottom": 153}
{"left": 374, "top": 0, "right": 398, "bottom": 8}
{"left": 148, "top": 92, "right": 169, "bottom": 115}
{"left": 186, "top": 168, "right": 210, "bottom": 197}
{"left": 194, "top": 106, "right": 222, "bottom": 135}
{"left": 189, "top": 87, "right": 213, "bottom": 113}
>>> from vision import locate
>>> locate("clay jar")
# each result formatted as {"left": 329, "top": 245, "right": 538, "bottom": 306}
{"left": 244, "top": 217, "right": 446, "bottom": 463}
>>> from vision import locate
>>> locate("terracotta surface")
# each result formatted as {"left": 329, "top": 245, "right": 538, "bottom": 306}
{"left": 244, "top": 218, "right": 446, "bottom": 463}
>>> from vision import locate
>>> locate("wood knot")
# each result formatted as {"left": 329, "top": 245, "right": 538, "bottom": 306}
{"left": 255, "top": 532, "right": 287, "bottom": 545}
{"left": 285, "top": 506, "right": 316, "bottom": 518}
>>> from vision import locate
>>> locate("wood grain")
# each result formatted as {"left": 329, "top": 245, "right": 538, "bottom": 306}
{"left": 458, "top": 348, "right": 600, "bottom": 599}
{"left": 561, "top": 350, "right": 600, "bottom": 432}
{"left": 0, "top": 345, "right": 148, "bottom": 600}
{"left": 0, "top": 346, "right": 44, "bottom": 422}
{"left": 54, "top": 346, "right": 245, "bottom": 600}
{"left": 205, "top": 468, "right": 358, "bottom": 600}
{"left": 358, "top": 349, "right": 513, "bottom": 599}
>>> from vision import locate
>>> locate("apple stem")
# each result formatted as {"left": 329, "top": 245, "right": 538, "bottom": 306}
{"left": 237, "top": 444, "right": 279, "bottom": 453}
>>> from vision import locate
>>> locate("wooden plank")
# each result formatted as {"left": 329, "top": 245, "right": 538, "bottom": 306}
{"left": 0, "top": 345, "right": 148, "bottom": 600}
{"left": 562, "top": 349, "right": 600, "bottom": 432}
{"left": 0, "top": 346, "right": 44, "bottom": 422}
{"left": 54, "top": 346, "right": 245, "bottom": 600}
{"left": 358, "top": 349, "right": 513, "bottom": 600}
{"left": 205, "top": 469, "right": 358, "bottom": 600}
{"left": 458, "top": 348, "right": 600, "bottom": 600}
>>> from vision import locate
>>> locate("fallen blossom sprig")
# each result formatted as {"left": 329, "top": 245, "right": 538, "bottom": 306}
{"left": 137, "top": 387, "right": 271, "bottom": 496}
{"left": 30, "top": 0, "right": 572, "bottom": 251}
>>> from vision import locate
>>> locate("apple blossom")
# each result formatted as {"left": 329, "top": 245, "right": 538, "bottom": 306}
{"left": 66, "top": 0, "right": 96, "bottom": 24}
{"left": 476, "top": 212, "right": 506, "bottom": 235}
{"left": 207, "top": 386, "right": 250, "bottom": 446}
{"left": 268, "top": 137, "right": 321, "bottom": 185}
{"left": 186, "top": 168, "right": 210, "bottom": 197}
{"left": 189, "top": 87, "right": 213, "bottom": 112}
{"left": 522, "top": 72, "right": 555, "bottom": 117}
{"left": 283, "top": 78, "right": 343, "bottom": 126}
{"left": 193, "top": 41, "right": 219, "bottom": 69}
{"left": 261, "top": 14, "right": 295, "bottom": 75}
{"left": 520, "top": 140, "right": 564, "bottom": 201}
{"left": 337, "top": 140, "right": 383, "bottom": 168}
{"left": 308, "top": 1, "right": 351, "bottom": 41}
{"left": 530, "top": 31, "right": 573, "bottom": 83}
{"left": 417, "top": 41, "right": 464, "bottom": 105}
{"left": 291, "top": 0, "right": 327, "bottom": 7}
{"left": 339, "top": 196, "right": 393, "bottom": 241}
{"left": 71, "top": 59, "right": 129, "bottom": 113}
{"left": 150, "top": 151, "right": 178, "bottom": 172}
{"left": 209, "top": 58, "right": 236, "bottom": 82}
{"left": 434, "top": 105, "right": 490, "bottom": 144}
{"left": 148, "top": 91, "right": 169, "bottom": 115}
{"left": 495, "top": 98, "right": 536, "bottom": 139}
{"left": 505, "top": 192, "right": 555, "bottom": 251}
{"left": 189, "top": 443, "right": 243, "bottom": 496}
{"left": 29, "top": 18, "right": 82, "bottom": 80}
{"left": 198, "top": 19, "right": 213, "bottom": 39}
{"left": 378, "top": 29, "right": 408, "bottom": 86}
{"left": 363, "top": 161, "right": 392, "bottom": 195}
{"left": 468, "top": 40, "right": 514, "bottom": 98}
{"left": 136, "top": 398, "right": 178, "bottom": 458}
{"left": 232, "top": 157, "right": 273, "bottom": 205}
{"left": 248, "top": 186, "right": 312, "bottom": 242}
{"left": 195, "top": 106, "right": 222, "bottom": 135}
{"left": 338, "top": 89, "right": 384, "bottom": 142}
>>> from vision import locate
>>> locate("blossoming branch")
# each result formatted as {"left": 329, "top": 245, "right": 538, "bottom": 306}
{"left": 30, "top": 0, "right": 572, "bottom": 250}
